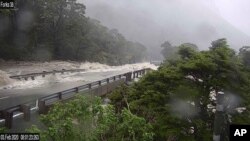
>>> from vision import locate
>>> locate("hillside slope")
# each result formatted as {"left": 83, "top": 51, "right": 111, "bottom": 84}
{"left": 82, "top": 0, "right": 250, "bottom": 58}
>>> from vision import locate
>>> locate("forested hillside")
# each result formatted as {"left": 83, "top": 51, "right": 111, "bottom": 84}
{"left": 0, "top": 0, "right": 146, "bottom": 65}
{"left": 109, "top": 39, "right": 250, "bottom": 140}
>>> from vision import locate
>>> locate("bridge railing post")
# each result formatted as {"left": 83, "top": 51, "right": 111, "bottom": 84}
{"left": 53, "top": 70, "right": 56, "bottom": 75}
{"left": 3, "top": 110, "right": 13, "bottom": 129}
{"left": 124, "top": 72, "right": 132, "bottom": 82}
{"left": 21, "top": 104, "right": 31, "bottom": 121}
{"left": 88, "top": 84, "right": 92, "bottom": 89}
{"left": 61, "top": 69, "right": 65, "bottom": 74}
{"left": 58, "top": 92, "right": 62, "bottom": 100}
{"left": 42, "top": 71, "right": 46, "bottom": 77}
{"left": 75, "top": 87, "right": 79, "bottom": 93}
{"left": 38, "top": 100, "right": 46, "bottom": 114}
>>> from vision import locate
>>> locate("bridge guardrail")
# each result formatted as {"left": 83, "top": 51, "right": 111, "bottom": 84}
{"left": 9, "top": 69, "right": 86, "bottom": 80}
{"left": 0, "top": 68, "right": 152, "bottom": 129}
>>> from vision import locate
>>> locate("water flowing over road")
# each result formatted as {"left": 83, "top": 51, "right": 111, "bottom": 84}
{"left": 0, "top": 61, "right": 157, "bottom": 110}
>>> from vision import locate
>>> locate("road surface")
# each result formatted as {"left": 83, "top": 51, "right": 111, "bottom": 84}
{"left": 0, "top": 70, "right": 128, "bottom": 111}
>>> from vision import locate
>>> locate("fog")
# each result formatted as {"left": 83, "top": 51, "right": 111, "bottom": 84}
{"left": 80, "top": 0, "right": 250, "bottom": 59}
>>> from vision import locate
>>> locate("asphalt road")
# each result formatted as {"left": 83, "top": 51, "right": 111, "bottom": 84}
{"left": 0, "top": 70, "right": 127, "bottom": 111}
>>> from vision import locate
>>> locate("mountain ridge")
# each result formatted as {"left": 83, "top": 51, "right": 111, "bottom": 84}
{"left": 81, "top": 0, "right": 250, "bottom": 57}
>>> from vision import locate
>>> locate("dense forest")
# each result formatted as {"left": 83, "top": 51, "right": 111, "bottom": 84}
{"left": 0, "top": 0, "right": 147, "bottom": 65}
{"left": 110, "top": 39, "right": 250, "bottom": 141}
{"left": 112, "top": 39, "right": 249, "bottom": 141}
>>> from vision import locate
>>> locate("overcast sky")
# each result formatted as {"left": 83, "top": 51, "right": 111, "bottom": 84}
{"left": 210, "top": 0, "right": 250, "bottom": 36}
{"left": 81, "top": 0, "right": 250, "bottom": 58}
{"left": 82, "top": 0, "right": 250, "bottom": 36}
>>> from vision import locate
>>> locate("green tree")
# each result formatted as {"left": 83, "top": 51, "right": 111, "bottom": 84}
{"left": 178, "top": 43, "right": 198, "bottom": 60}
{"left": 239, "top": 46, "right": 250, "bottom": 67}
{"left": 160, "top": 41, "right": 178, "bottom": 60}
{"left": 27, "top": 95, "right": 154, "bottom": 141}
{"left": 109, "top": 39, "right": 250, "bottom": 141}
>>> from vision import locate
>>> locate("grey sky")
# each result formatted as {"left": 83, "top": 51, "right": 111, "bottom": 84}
{"left": 211, "top": 0, "right": 250, "bottom": 36}
{"left": 80, "top": 0, "right": 250, "bottom": 59}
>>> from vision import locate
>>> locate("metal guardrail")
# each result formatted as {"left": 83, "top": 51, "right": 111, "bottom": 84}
{"left": 0, "top": 68, "right": 152, "bottom": 129}
{"left": 9, "top": 69, "right": 86, "bottom": 80}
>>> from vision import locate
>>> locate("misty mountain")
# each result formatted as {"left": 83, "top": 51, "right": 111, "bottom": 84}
{"left": 81, "top": 0, "right": 250, "bottom": 59}
{"left": 0, "top": 0, "right": 147, "bottom": 64}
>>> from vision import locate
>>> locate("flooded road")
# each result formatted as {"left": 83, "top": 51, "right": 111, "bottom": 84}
{"left": 0, "top": 62, "right": 157, "bottom": 110}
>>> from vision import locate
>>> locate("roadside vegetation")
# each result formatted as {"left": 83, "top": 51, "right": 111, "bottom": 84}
{"left": 27, "top": 95, "right": 154, "bottom": 141}
{"left": 109, "top": 38, "right": 250, "bottom": 140}
{"left": 0, "top": 127, "right": 6, "bottom": 133}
